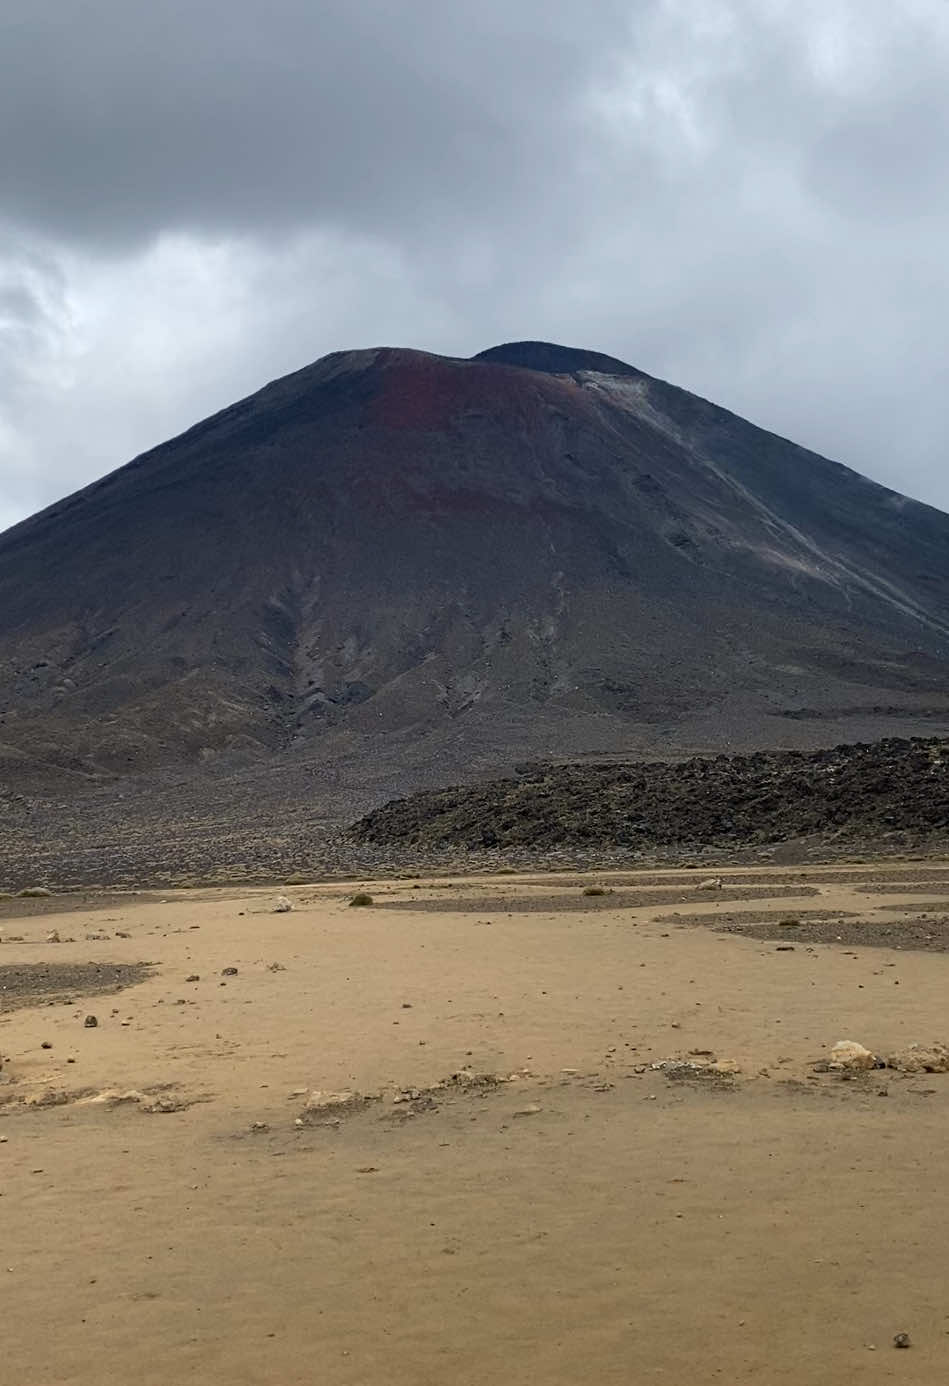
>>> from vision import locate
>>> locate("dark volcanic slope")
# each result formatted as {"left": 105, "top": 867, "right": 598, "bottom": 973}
{"left": 352, "top": 737, "right": 949, "bottom": 852}
{"left": 1, "top": 341, "right": 948, "bottom": 804}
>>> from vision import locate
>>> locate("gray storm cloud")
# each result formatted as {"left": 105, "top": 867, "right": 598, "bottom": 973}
{"left": 0, "top": 0, "right": 628, "bottom": 244}
{"left": 1, "top": 0, "right": 947, "bottom": 530}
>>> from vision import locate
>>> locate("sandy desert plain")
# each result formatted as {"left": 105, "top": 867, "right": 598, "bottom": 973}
{"left": 4, "top": 859, "right": 949, "bottom": 1384}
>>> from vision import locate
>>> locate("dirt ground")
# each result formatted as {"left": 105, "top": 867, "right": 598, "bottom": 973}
{"left": 4, "top": 859, "right": 949, "bottom": 1384}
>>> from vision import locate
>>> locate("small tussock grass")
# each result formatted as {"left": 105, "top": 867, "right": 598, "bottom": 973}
{"left": 349, "top": 892, "right": 374, "bottom": 908}
{"left": 18, "top": 886, "right": 53, "bottom": 898}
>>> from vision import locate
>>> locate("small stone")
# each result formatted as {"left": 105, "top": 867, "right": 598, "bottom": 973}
{"left": 272, "top": 896, "right": 293, "bottom": 913}
{"left": 221, "top": 967, "right": 238, "bottom": 976}
{"left": 46, "top": 930, "right": 61, "bottom": 944}
{"left": 186, "top": 975, "right": 200, "bottom": 982}
{"left": 893, "top": 1333, "right": 911, "bottom": 1349}
{"left": 513, "top": 1104, "right": 542, "bottom": 1117}
{"left": 41, "top": 1041, "right": 53, "bottom": 1049}
{"left": 776, "top": 944, "right": 795, "bottom": 951}
{"left": 84, "top": 1015, "right": 98, "bottom": 1028}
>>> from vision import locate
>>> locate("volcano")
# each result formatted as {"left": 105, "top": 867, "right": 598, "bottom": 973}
{"left": 1, "top": 340, "right": 948, "bottom": 813}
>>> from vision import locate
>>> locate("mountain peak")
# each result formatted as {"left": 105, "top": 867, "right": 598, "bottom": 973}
{"left": 473, "top": 340, "right": 643, "bottom": 378}
{"left": 0, "top": 336, "right": 947, "bottom": 812}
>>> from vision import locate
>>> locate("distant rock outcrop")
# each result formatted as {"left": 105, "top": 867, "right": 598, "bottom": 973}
{"left": 351, "top": 737, "right": 949, "bottom": 852}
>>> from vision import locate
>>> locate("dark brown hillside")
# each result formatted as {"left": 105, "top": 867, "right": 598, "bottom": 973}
{"left": 0, "top": 340, "right": 947, "bottom": 822}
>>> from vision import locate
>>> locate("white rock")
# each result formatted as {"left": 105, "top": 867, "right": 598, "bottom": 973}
{"left": 829, "top": 1040, "right": 877, "bottom": 1071}
{"left": 272, "top": 896, "right": 293, "bottom": 913}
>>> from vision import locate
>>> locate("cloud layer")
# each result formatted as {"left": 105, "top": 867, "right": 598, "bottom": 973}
{"left": 2, "top": 0, "right": 948, "bottom": 531}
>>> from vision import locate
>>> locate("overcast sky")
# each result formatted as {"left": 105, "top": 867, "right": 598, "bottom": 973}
{"left": 1, "top": 0, "right": 948, "bottom": 532}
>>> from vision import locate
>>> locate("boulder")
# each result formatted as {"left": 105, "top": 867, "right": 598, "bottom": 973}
{"left": 299, "top": 1088, "right": 380, "bottom": 1122}
{"left": 828, "top": 1040, "right": 877, "bottom": 1071}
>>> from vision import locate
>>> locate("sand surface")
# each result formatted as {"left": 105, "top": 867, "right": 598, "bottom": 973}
{"left": 4, "top": 860, "right": 949, "bottom": 1383}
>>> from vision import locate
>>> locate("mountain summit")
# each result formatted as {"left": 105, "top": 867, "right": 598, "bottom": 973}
{"left": 1, "top": 341, "right": 947, "bottom": 806}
